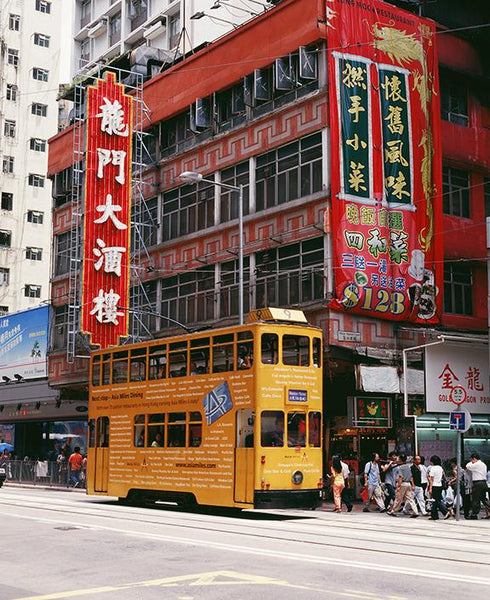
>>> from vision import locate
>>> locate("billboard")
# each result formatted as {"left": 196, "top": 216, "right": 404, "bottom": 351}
{"left": 0, "top": 306, "right": 49, "bottom": 380}
{"left": 425, "top": 344, "right": 490, "bottom": 414}
{"left": 81, "top": 72, "right": 133, "bottom": 348}
{"left": 327, "top": 0, "right": 443, "bottom": 323}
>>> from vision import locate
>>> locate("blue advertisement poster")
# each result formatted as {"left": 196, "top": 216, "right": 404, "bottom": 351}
{"left": 0, "top": 306, "right": 49, "bottom": 380}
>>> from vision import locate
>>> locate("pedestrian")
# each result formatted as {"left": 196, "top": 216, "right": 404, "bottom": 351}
{"left": 381, "top": 451, "right": 398, "bottom": 510}
{"left": 362, "top": 453, "right": 386, "bottom": 513}
{"left": 68, "top": 446, "right": 83, "bottom": 487}
{"left": 330, "top": 456, "right": 345, "bottom": 513}
{"left": 427, "top": 455, "right": 449, "bottom": 520}
{"left": 419, "top": 455, "right": 429, "bottom": 500}
{"left": 388, "top": 454, "right": 419, "bottom": 518}
{"left": 465, "top": 453, "right": 490, "bottom": 519}
{"left": 340, "top": 456, "right": 353, "bottom": 512}
{"left": 449, "top": 457, "right": 465, "bottom": 517}
{"left": 411, "top": 455, "right": 427, "bottom": 516}
{"left": 61, "top": 437, "right": 73, "bottom": 461}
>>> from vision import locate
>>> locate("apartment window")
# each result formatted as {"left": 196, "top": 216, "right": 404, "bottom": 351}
{"left": 9, "top": 14, "right": 20, "bottom": 31}
{"left": 34, "top": 33, "right": 50, "bottom": 48}
{"left": 25, "top": 285, "right": 41, "bottom": 299}
{"left": 36, "top": 0, "right": 51, "bottom": 14}
{"left": 4, "top": 120, "right": 16, "bottom": 138}
{"left": 0, "top": 268, "right": 9, "bottom": 286}
{"left": 6, "top": 84, "right": 18, "bottom": 102}
{"left": 220, "top": 162, "right": 250, "bottom": 223}
{"left": 109, "top": 13, "right": 121, "bottom": 45}
{"left": 2, "top": 157, "right": 14, "bottom": 174}
{"left": 28, "top": 174, "right": 45, "bottom": 188}
{"left": 1, "top": 193, "right": 13, "bottom": 211}
{"left": 169, "top": 12, "right": 181, "bottom": 48}
{"left": 0, "top": 230, "right": 12, "bottom": 247}
{"left": 219, "top": 257, "right": 251, "bottom": 319}
{"left": 33, "top": 68, "right": 49, "bottom": 82}
{"left": 256, "top": 133, "right": 323, "bottom": 211}
{"left": 162, "top": 181, "right": 214, "bottom": 241}
{"left": 443, "top": 167, "right": 470, "bottom": 218}
{"left": 80, "top": 38, "right": 91, "bottom": 63}
{"left": 32, "top": 103, "right": 48, "bottom": 117}
{"left": 161, "top": 268, "right": 215, "bottom": 326}
{"left": 256, "top": 237, "right": 324, "bottom": 308}
{"left": 440, "top": 72, "right": 469, "bottom": 126}
{"left": 129, "top": 0, "right": 148, "bottom": 30}
{"left": 27, "top": 210, "right": 44, "bottom": 224}
{"left": 444, "top": 263, "right": 472, "bottom": 316}
{"left": 52, "top": 305, "right": 68, "bottom": 350}
{"left": 30, "top": 138, "right": 46, "bottom": 152}
{"left": 55, "top": 231, "right": 71, "bottom": 275}
{"left": 0, "top": 307, "right": 8, "bottom": 317}
{"left": 7, "top": 49, "right": 19, "bottom": 67}
{"left": 159, "top": 112, "right": 192, "bottom": 155}
{"left": 26, "top": 247, "right": 43, "bottom": 261}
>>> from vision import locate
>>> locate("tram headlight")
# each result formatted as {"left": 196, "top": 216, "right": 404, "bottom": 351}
{"left": 291, "top": 470, "right": 303, "bottom": 485}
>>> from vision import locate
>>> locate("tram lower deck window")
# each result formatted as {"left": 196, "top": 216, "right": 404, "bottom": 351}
{"left": 287, "top": 412, "right": 306, "bottom": 447}
{"left": 261, "top": 410, "right": 284, "bottom": 446}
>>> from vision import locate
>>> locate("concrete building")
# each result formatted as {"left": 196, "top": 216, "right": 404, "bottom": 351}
{"left": 0, "top": 0, "right": 63, "bottom": 315}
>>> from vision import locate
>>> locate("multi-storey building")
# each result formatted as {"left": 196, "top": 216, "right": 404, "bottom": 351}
{"left": 0, "top": 0, "right": 63, "bottom": 315}
{"left": 34, "top": 0, "right": 490, "bottom": 464}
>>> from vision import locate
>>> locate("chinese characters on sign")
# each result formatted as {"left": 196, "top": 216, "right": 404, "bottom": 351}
{"left": 352, "top": 396, "right": 392, "bottom": 428}
{"left": 328, "top": 0, "right": 442, "bottom": 324}
{"left": 81, "top": 72, "right": 133, "bottom": 348}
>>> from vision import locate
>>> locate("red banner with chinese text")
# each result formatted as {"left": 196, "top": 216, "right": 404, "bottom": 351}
{"left": 327, "top": 0, "right": 442, "bottom": 323}
{"left": 81, "top": 72, "right": 133, "bottom": 347}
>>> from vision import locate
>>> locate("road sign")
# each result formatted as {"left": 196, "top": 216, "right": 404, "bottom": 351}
{"left": 449, "top": 410, "right": 471, "bottom": 432}
{"left": 449, "top": 385, "right": 467, "bottom": 405}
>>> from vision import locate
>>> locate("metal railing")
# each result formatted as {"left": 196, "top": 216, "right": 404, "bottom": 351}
{"left": 1, "top": 460, "right": 86, "bottom": 488}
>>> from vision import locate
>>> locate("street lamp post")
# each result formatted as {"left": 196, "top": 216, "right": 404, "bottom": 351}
{"left": 178, "top": 171, "right": 244, "bottom": 325}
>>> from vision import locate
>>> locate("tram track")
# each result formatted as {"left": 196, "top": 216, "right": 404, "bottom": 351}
{"left": 0, "top": 490, "right": 488, "bottom": 567}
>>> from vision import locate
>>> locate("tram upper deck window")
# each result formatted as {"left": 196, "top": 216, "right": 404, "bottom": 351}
{"left": 287, "top": 412, "right": 306, "bottom": 447}
{"left": 212, "top": 333, "right": 234, "bottom": 373}
{"left": 237, "top": 330, "right": 253, "bottom": 370}
{"left": 308, "top": 411, "right": 321, "bottom": 447}
{"left": 149, "top": 345, "right": 167, "bottom": 380}
{"left": 190, "top": 340, "right": 210, "bottom": 375}
{"left": 261, "top": 333, "right": 278, "bottom": 364}
{"left": 313, "top": 337, "right": 322, "bottom": 368}
{"left": 169, "top": 351, "right": 188, "bottom": 377}
{"left": 261, "top": 410, "right": 284, "bottom": 447}
{"left": 102, "top": 354, "right": 111, "bottom": 385}
{"left": 130, "top": 348, "right": 147, "bottom": 382}
{"left": 92, "top": 356, "right": 101, "bottom": 386}
{"left": 282, "top": 335, "right": 310, "bottom": 366}
{"left": 112, "top": 350, "right": 128, "bottom": 383}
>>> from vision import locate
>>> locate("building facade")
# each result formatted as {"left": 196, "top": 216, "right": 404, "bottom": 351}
{"left": 44, "top": 0, "right": 489, "bottom": 469}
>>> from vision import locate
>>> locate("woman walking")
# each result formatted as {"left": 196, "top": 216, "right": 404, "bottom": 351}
{"left": 428, "top": 455, "right": 449, "bottom": 520}
{"left": 330, "top": 456, "right": 345, "bottom": 513}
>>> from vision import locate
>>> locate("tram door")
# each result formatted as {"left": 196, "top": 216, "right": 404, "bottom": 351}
{"left": 234, "top": 409, "right": 254, "bottom": 504}
{"left": 94, "top": 416, "right": 110, "bottom": 493}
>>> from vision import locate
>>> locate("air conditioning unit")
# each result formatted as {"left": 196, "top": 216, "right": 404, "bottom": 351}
{"left": 143, "top": 19, "right": 166, "bottom": 41}
{"left": 88, "top": 18, "right": 108, "bottom": 38}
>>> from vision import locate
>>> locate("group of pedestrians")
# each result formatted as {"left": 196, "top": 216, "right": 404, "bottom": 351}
{"left": 328, "top": 451, "right": 490, "bottom": 521}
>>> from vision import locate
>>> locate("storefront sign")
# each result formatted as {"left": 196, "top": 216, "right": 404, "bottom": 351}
{"left": 351, "top": 396, "right": 392, "bottom": 428}
{"left": 81, "top": 72, "right": 133, "bottom": 348}
{"left": 425, "top": 344, "right": 490, "bottom": 413}
{"left": 0, "top": 306, "right": 48, "bottom": 380}
{"left": 327, "top": 0, "right": 443, "bottom": 324}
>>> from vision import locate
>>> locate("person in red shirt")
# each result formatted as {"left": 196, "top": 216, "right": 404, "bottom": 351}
{"left": 68, "top": 447, "right": 84, "bottom": 487}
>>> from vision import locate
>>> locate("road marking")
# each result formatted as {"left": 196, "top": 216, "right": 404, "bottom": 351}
{"left": 5, "top": 510, "right": 490, "bottom": 588}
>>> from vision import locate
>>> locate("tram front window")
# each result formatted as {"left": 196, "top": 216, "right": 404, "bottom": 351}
{"left": 287, "top": 412, "right": 306, "bottom": 447}
{"left": 261, "top": 410, "right": 284, "bottom": 447}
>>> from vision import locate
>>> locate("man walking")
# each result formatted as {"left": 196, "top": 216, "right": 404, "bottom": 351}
{"left": 382, "top": 451, "right": 398, "bottom": 510}
{"left": 363, "top": 453, "right": 386, "bottom": 512}
{"left": 388, "top": 454, "right": 419, "bottom": 517}
{"left": 466, "top": 453, "right": 490, "bottom": 519}
{"left": 411, "top": 455, "right": 427, "bottom": 516}
{"left": 68, "top": 446, "right": 83, "bottom": 487}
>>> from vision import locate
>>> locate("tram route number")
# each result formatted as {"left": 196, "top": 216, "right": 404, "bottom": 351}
{"left": 340, "top": 283, "right": 405, "bottom": 315}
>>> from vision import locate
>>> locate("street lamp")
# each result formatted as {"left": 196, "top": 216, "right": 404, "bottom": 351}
{"left": 178, "top": 171, "right": 244, "bottom": 325}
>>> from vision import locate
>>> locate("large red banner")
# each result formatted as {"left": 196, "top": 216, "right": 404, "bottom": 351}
{"left": 81, "top": 72, "right": 133, "bottom": 347}
{"left": 327, "top": 0, "right": 442, "bottom": 323}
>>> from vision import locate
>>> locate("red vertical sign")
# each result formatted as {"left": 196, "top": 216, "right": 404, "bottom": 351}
{"left": 81, "top": 72, "right": 133, "bottom": 347}
{"left": 327, "top": 0, "right": 443, "bottom": 323}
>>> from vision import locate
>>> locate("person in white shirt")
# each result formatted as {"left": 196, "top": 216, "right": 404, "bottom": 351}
{"left": 466, "top": 453, "right": 490, "bottom": 519}
{"left": 428, "top": 455, "right": 449, "bottom": 520}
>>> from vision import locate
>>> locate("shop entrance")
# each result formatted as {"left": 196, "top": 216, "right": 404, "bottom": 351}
{"left": 359, "top": 433, "right": 388, "bottom": 464}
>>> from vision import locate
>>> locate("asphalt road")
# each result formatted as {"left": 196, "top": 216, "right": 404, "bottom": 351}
{"left": 0, "top": 486, "right": 489, "bottom": 600}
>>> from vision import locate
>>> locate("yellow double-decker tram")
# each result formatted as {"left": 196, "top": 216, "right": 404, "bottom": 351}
{"left": 87, "top": 308, "right": 323, "bottom": 509}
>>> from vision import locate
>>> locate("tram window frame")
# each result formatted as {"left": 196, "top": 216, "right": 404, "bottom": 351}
{"left": 261, "top": 410, "right": 284, "bottom": 447}
{"left": 92, "top": 356, "right": 101, "bottom": 386}
{"left": 308, "top": 411, "right": 321, "bottom": 447}
{"left": 287, "top": 412, "right": 306, "bottom": 447}
{"left": 149, "top": 344, "right": 167, "bottom": 380}
{"left": 212, "top": 341, "right": 234, "bottom": 373}
{"left": 190, "top": 347, "right": 209, "bottom": 375}
{"left": 282, "top": 334, "right": 310, "bottom": 366}
{"left": 189, "top": 411, "right": 202, "bottom": 447}
{"left": 130, "top": 348, "right": 147, "bottom": 382}
{"left": 237, "top": 331, "right": 254, "bottom": 370}
{"left": 169, "top": 350, "right": 188, "bottom": 378}
{"left": 134, "top": 414, "right": 146, "bottom": 447}
{"left": 313, "top": 337, "right": 322, "bottom": 368}
{"left": 112, "top": 350, "right": 129, "bottom": 384}
{"left": 102, "top": 354, "right": 111, "bottom": 385}
{"left": 168, "top": 412, "right": 186, "bottom": 447}
{"left": 148, "top": 413, "right": 165, "bottom": 447}
{"left": 261, "top": 333, "right": 278, "bottom": 365}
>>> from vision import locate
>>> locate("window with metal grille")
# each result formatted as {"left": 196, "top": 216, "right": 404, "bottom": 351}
{"left": 443, "top": 263, "right": 472, "bottom": 316}
{"left": 4, "top": 120, "right": 16, "bottom": 138}
{"left": 34, "top": 33, "right": 50, "bottom": 48}
{"left": 6, "top": 84, "right": 18, "bottom": 101}
{"left": 161, "top": 268, "right": 215, "bottom": 326}
{"left": 27, "top": 210, "right": 44, "bottom": 224}
{"left": 256, "top": 237, "right": 324, "bottom": 308}
{"left": 25, "top": 285, "right": 41, "bottom": 299}
{"left": 1, "top": 193, "right": 13, "bottom": 211}
{"left": 36, "top": 0, "right": 51, "bottom": 14}
{"left": 162, "top": 181, "right": 214, "bottom": 241}
{"left": 32, "top": 103, "right": 47, "bottom": 116}
{"left": 52, "top": 305, "right": 68, "bottom": 349}
{"left": 26, "top": 247, "right": 43, "bottom": 261}
{"left": 7, "top": 49, "right": 19, "bottom": 67}
{"left": 33, "top": 67, "right": 49, "bottom": 82}
{"left": 9, "top": 14, "right": 20, "bottom": 31}
{"left": 54, "top": 231, "right": 71, "bottom": 275}
{"left": 220, "top": 162, "right": 250, "bottom": 223}
{"left": 28, "top": 174, "right": 45, "bottom": 187}
{"left": 442, "top": 167, "right": 469, "bottom": 218}
{"left": 0, "top": 268, "right": 9, "bottom": 286}
{"left": 2, "top": 157, "right": 14, "bottom": 174}
{"left": 440, "top": 71, "right": 468, "bottom": 126}
{"left": 30, "top": 138, "right": 46, "bottom": 152}
{"left": 0, "top": 230, "right": 12, "bottom": 247}
{"left": 219, "top": 257, "right": 251, "bottom": 319}
{"left": 256, "top": 133, "right": 323, "bottom": 211}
